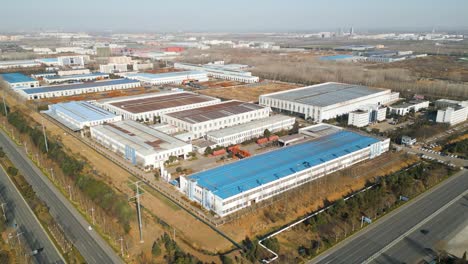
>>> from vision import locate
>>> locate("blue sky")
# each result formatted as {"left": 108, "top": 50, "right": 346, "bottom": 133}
{"left": 1, "top": 0, "right": 467, "bottom": 32}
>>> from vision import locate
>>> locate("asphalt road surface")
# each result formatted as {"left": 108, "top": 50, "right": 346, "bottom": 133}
{"left": 0, "top": 130, "right": 123, "bottom": 264}
{"left": 309, "top": 169, "right": 468, "bottom": 264}
{"left": 0, "top": 166, "right": 64, "bottom": 264}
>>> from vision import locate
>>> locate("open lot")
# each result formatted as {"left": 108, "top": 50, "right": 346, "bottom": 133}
{"left": 199, "top": 81, "right": 300, "bottom": 102}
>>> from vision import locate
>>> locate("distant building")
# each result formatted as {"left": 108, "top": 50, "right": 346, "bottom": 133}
{"left": 401, "top": 135, "right": 416, "bottom": 146}
{"left": 99, "top": 64, "right": 128, "bottom": 74}
{"left": 108, "top": 56, "right": 132, "bottom": 64}
{"left": 0, "top": 73, "right": 39, "bottom": 89}
{"left": 388, "top": 100, "right": 429, "bottom": 116}
{"left": 58, "top": 56, "right": 87, "bottom": 67}
{"left": 43, "top": 73, "right": 109, "bottom": 84}
{"left": 124, "top": 71, "right": 208, "bottom": 85}
{"left": 434, "top": 99, "right": 468, "bottom": 108}
{"left": 348, "top": 106, "right": 386, "bottom": 127}
{"left": 0, "top": 60, "right": 41, "bottom": 69}
{"left": 436, "top": 106, "right": 467, "bottom": 126}
{"left": 133, "top": 63, "right": 153, "bottom": 71}
{"left": 174, "top": 62, "right": 259, "bottom": 83}
{"left": 57, "top": 68, "right": 91, "bottom": 76}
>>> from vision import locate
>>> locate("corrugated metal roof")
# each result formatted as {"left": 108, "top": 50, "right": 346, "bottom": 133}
{"left": 0, "top": 73, "right": 36, "bottom": 83}
{"left": 265, "top": 83, "right": 387, "bottom": 107}
{"left": 21, "top": 79, "right": 139, "bottom": 95}
{"left": 189, "top": 130, "right": 379, "bottom": 199}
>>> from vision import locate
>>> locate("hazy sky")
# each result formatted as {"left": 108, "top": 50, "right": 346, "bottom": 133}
{"left": 1, "top": 0, "right": 467, "bottom": 32}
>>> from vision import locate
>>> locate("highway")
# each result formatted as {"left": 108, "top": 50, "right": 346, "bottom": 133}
{"left": 0, "top": 130, "right": 123, "bottom": 264}
{"left": 0, "top": 165, "right": 64, "bottom": 264}
{"left": 309, "top": 169, "right": 468, "bottom": 264}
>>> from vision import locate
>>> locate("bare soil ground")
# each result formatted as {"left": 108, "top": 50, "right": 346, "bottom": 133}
{"left": 218, "top": 151, "right": 419, "bottom": 243}
{"left": 199, "top": 81, "right": 300, "bottom": 102}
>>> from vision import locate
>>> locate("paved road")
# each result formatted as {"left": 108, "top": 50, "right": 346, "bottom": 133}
{"left": 309, "top": 169, "right": 468, "bottom": 264}
{"left": 378, "top": 187, "right": 468, "bottom": 263}
{"left": 0, "top": 166, "right": 64, "bottom": 264}
{"left": 0, "top": 130, "right": 123, "bottom": 264}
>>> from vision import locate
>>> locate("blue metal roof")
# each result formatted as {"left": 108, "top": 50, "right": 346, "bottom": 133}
{"left": 320, "top": 55, "right": 354, "bottom": 61}
{"left": 189, "top": 131, "right": 379, "bottom": 199}
{"left": 37, "top": 58, "right": 59, "bottom": 63}
{"left": 45, "top": 72, "right": 108, "bottom": 80}
{"left": 49, "top": 101, "right": 117, "bottom": 122}
{"left": 21, "top": 79, "right": 140, "bottom": 95}
{"left": 0, "top": 73, "right": 36, "bottom": 83}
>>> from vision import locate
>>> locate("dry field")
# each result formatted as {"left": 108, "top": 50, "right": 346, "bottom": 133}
{"left": 199, "top": 81, "right": 301, "bottom": 102}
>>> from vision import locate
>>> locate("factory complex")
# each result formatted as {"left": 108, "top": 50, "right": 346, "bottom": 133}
{"left": 124, "top": 71, "right": 209, "bottom": 85}
{"left": 95, "top": 91, "right": 220, "bottom": 121}
{"left": 206, "top": 115, "right": 295, "bottom": 146}
{"left": 174, "top": 62, "right": 260, "bottom": 83}
{"left": 17, "top": 79, "right": 141, "bottom": 100}
{"left": 180, "top": 126, "right": 390, "bottom": 216}
{"left": 90, "top": 120, "right": 192, "bottom": 169}
{"left": 259, "top": 82, "right": 399, "bottom": 121}
{"left": 160, "top": 100, "right": 271, "bottom": 139}
{"left": 44, "top": 101, "right": 121, "bottom": 131}
{"left": 0, "top": 73, "right": 40, "bottom": 89}
{"left": 43, "top": 72, "right": 109, "bottom": 84}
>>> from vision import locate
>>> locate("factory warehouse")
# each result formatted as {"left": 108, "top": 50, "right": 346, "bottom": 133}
{"left": 180, "top": 128, "right": 390, "bottom": 216}
{"left": 259, "top": 82, "right": 399, "bottom": 122}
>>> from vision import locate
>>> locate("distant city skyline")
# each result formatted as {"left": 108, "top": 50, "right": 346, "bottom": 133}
{"left": 1, "top": 0, "right": 467, "bottom": 32}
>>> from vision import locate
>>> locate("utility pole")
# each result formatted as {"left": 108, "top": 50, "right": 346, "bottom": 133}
{"left": 67, "top": 185, "right": 73, "bottom": 201}
{"left": 2, "top": 91, "right": 7, "bottom": 118}
{"left": 0, "top": 202, "right": 6, "bottom": 221}
{"left": 117, "top": 237, "right": 124, "bottom": 256}
{"left": 49, "top": 168, "right": 55, "bottom": 182}
{"left": 129, "top": 181, "right": 144, "bottom": 243}
{"left": 41, "top": 118, "right": 48, "bottom": 152}
{"left": 90, "top": 207, "right": 95, "bottom": 225}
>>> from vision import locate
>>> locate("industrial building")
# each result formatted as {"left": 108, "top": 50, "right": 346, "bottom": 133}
{"left": 0, "top": 60, "right": 41, "bottom": 69}
{"left": 434, "top": 99, "right": 468, "bottom": 109}
{"left": 36, "top": 58, "right": 60, "bottom": 66}
{"left": 57, "top": 56, "right": 87, "bottom": 67}
{"left": 125, "top": 71, "right": 208, "bottom": 85}
{"left": 436, "top": 106, "right": 467, "bottom": 126}
{"left": 388, "top": 100, "right": 429, "bottom": 116}
{"left": 174, "top": 62, "right": 259, "bottom": 83}
{"left": 43, "top": 72, "right": 109, "bottom": 84}
{"left": 44, "top": 101, "right": 121, "bottom": 131}
{"left": 348, "top": 106, "right": 386, "bottom": 127}
{"left": 17, "top": 79, "right": 141, "bottom": 100}
{"left": 160, "top": 101, "right": 271, "bottom": 139}
{"left": 180, "top": 127, "right": 390, "bottom": 216}
{"left": 99, "top": 64, "right": 128, "bottom": 74}
{"left": 259, "top": 82, "right": 399, "bottom": 122}
{"left": 0, "top": 73, "right": 39, "bottom": 89}
{"left": 206, "top": 115, "right": 295, "bottom": 146}
{"left": 95, "top": 91, "right": 220, "bottom": 121}
{"left": 90, "top": 120, "right": 192, "bottom": 169}
{"left": 58, "top": 69, "right": 90, "bottom": 76}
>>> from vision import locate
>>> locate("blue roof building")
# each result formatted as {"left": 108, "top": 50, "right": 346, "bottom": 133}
{"left": 180, "top": 129, "right": 390, "bottom": 216}
{"left": 44, "top": 101, "right": 121, "bottom": 131}
{"left": 0, "top": 73, "right": 39, "bottom": 89}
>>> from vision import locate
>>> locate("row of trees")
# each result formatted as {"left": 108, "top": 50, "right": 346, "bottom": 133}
{"left": 150, "top": 233, "right": 202, "bottom": 264}
{"left": 3, "top": 109, "right": 133, "bottom": 232}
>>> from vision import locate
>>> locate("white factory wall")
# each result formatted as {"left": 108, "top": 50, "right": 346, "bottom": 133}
{"left": 260, "top": 90, "right": 398, "bottom": 122}
{"left": 206, "top": 116, "right": 295, "bottom": 146}
{"left": 160, "top": 106, "right": 271, "bottom": 139}
{"left": 436, "top": 107, "right": 468, "bottom": 126}
{"left": 90, "top": 127, "right": 192, "bottom": 168}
